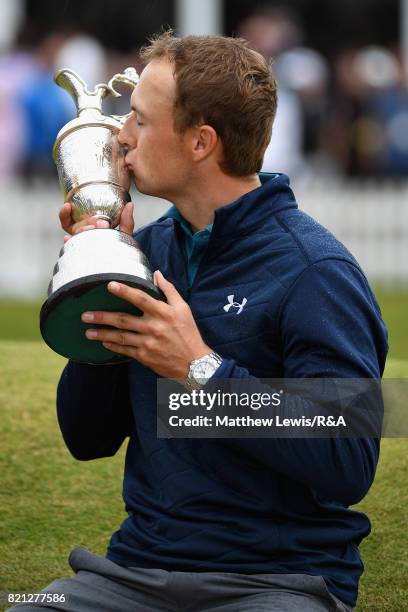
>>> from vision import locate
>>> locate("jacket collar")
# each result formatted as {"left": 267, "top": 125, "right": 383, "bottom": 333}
{"left": 158, "top": 172, "right": 297, "bottom": 239}
{"left": 211, "top": 172, "right": 297, "bottom": 239}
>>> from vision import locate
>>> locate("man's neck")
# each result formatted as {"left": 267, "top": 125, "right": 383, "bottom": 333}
{"left": 172, "top": 173, "right": 262, "bottom": 233}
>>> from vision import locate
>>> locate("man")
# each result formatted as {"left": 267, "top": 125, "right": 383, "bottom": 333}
{"left": 12, "top": 32, "right": 387, "bottom": 611}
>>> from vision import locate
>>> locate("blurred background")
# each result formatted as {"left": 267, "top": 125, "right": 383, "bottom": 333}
{"left": 0, "top": 0, "right": 407, "bottom": 359}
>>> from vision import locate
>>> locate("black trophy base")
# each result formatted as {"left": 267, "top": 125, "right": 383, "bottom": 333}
{"left": 40, "top": 273, "right": 166, "bottom": 365}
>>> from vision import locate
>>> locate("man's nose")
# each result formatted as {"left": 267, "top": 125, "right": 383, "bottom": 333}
{"left": 118, "top": 124, "right": 127, "bottom": 147}
{"left": 117, "top": 130, "right": 129, "bottom": 160}
{"left": 118, "top": 114, "right": 134, "bottom": 144}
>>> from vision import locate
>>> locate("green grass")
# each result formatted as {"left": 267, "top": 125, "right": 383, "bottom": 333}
{"left": 0, "top": 293, "right": 407, "bottom": 610}
{"left": 0, "top": 301, "right": 42, "bottom": 342}
{"left": 0, "top": 342, "right": 127, "bottom": 611}
{"left": 374, "top": 291, "right": 408, "bottom": 360}
{"left": 355, "top": 437, "right": 408, "bottom": 610}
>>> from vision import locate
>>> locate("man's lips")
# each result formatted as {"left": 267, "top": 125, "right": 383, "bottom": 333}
{"left": 124, "top": 160, "right": 137, "bottom": 180}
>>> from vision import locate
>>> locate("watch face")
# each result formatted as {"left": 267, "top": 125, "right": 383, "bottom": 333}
{"left": 193, "top": 357, "right": 215, "bottom": 383}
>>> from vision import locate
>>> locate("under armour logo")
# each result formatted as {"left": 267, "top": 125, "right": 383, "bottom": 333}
{"left": 223, "top": 294, "right": 248, "bottom": 314}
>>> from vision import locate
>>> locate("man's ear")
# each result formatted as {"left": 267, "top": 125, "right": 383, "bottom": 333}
{"left": 191, "top": 124, "right": 218, "bottom": 162}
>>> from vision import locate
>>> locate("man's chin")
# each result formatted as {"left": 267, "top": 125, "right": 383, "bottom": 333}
{"left": 133, "top": 175, "right": 147, "bottom": 195}
{"left": 133, "top": 176, "right": 160, "bottom": 198}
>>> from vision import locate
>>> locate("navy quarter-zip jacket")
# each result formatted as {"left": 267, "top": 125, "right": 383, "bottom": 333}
{"left": 57, "top": 174, "right": 388, "bottom": 607}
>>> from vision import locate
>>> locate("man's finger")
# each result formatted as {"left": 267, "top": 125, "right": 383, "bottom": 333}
{"left": 95, "top": 219, "right": 110, "bottom": 229}
{"left": 101, "top": 341, "right": 139, "bottom": 361}
{"left": 107, "top": 281, "right": 167, "bottom": 315}
{"left": 153, "top": 270, "right": 184, "bottom": 306}
{"left": 85, "top": 327, "right": 143, "bottom": 347}
{"left": 119, "top": 202, "right": 135, "bottom": 234}
{"left": 76, "top": 224, "right": 99, "bottom": 234}
{"left": 81, "top": 309, "right": 150, "bottom": 332}
{"left": 59, "top": 202, "right": 73, "bottom": 232}
{"left": 70, "top": 216, "right": 109, "bottom": 235}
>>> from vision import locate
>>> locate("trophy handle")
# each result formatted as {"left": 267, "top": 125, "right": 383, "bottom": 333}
{"left": 55, "top": 69, "right": 110, "bottom": 115}
{"left": 107, "top": 67, "right": 140, "bottom": 125}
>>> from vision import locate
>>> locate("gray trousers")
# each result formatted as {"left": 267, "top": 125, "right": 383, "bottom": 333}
{"left": 8, "top": 547, "right": 353, "bottom": 612}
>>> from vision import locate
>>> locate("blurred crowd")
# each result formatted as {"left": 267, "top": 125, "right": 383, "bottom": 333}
{"left": 0, "top": 24, "right": 143, "bottom": 183}
{"left": 240, "top": 8, "right": 408, "bottom": 180}
{"left": 0, "top": 6, "right": 407, "bottom": 183}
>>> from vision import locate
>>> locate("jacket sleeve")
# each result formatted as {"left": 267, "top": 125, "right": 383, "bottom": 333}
{"left": 210, "top": 259, "right": 388, "bottom": 506}
{"left": 57, "top": 360, "right": 134, "bottom": 461}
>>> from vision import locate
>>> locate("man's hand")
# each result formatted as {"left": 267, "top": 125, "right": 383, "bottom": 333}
{"left": 81, "top": 270, "right": 213, "bottom": 378}
{"left": 60, "top": 201, "right": 134, "bottom": 242}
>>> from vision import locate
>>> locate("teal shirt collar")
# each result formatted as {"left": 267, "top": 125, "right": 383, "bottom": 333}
{"left": 160, "top": 206, "right": 213, "bottom": 236}
{"left": 158, "top": 206, "right": 212, "bottom": 287}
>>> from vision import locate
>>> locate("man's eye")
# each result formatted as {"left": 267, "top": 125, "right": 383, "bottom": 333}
{"left": 136, "top": 121, "right": 144, "bottom": 126}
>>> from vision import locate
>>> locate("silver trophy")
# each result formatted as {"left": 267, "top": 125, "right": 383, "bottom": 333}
{"left": 40, "top": 67, "right": 164, "bottom": 365}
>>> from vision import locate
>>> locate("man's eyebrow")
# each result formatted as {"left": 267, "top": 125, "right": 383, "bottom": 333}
{"left": 131, "top": 104, "right": 146, "bottom": 116}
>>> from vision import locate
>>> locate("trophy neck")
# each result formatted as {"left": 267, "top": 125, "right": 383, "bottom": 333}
{"left": 77, "top": 107, "right": 104, "bottom": 120}
{"left": 76, "top": 91, "right": 106, "bottom": 117}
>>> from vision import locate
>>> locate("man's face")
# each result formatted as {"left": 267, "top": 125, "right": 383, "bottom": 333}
{"left": 118, "top": 59, "right": 191, "bottom": 200}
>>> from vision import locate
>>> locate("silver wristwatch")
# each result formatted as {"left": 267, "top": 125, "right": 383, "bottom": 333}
{"left": 183, "top": 352, "right": 223, "bottom": 391}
